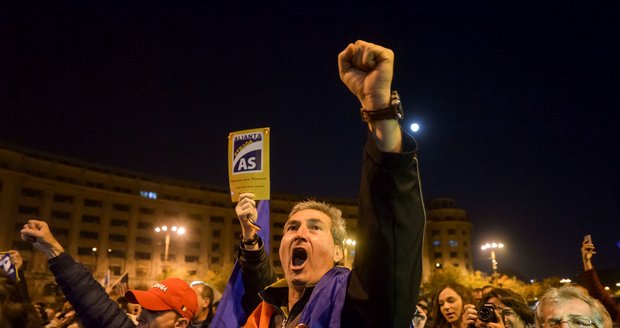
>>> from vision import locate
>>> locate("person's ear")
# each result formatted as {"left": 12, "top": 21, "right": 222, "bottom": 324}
{"left": 333, "top": 244, "right": 344, "bottom": 263}
{"left": 174, "top": 318, "right": 189, "bottom": 327}
{"left": 205, "top": 297, "right": 211, "bottom": 308}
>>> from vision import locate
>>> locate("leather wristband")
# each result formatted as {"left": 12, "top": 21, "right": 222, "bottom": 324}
{"left": 360, "top": 90, "right": 404, "bottom": 123}
{"left": 242, "top": 233, "right": 259, "bottom": 246}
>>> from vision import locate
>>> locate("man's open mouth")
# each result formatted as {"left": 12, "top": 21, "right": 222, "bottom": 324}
{"left": 292, "top": 248, "right": 308, "bottom": 267}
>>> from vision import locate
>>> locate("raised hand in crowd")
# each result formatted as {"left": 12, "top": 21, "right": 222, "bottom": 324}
{"left": 235, "top": 192, "right": 259, "bottom": 250}
{"left": 581, "top": 234, "right": 595, "bottom": 271}
{"left": 20, "top": 220, "right": 65, "bottom": 259}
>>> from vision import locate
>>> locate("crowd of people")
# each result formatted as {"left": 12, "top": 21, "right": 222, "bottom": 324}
{"left": 1, "top": 41, "right": 618, "bottom": 328}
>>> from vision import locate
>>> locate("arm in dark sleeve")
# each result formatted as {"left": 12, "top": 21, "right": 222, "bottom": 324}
{"left": 49, "top": 253, "right": 135, "bottom": 328}
{"left": 582, "top": 269, "right": 620, "bottom": 322}
{"left": 344, "top": 131, "right": 425, "bottom": 327}
{"left": 239, "top": 238, "right": 278, "bottom": 315}
{"left": 16, "top": 269, "right": 31, "bottom": 303}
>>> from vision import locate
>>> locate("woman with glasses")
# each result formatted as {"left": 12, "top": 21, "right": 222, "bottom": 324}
{"left": 475, "top": 288, "right": 534, "bottom": 328}
{"left": 430, "top": 283, "right": 478, "bottom": 328}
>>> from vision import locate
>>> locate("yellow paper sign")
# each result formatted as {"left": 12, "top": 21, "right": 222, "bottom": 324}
{"left": 228, "top": 127, "right": 270, "bottom": 202}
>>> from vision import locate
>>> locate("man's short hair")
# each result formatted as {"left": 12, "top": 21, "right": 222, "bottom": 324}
{"left": 190, "top": 281, "right": 214, "bottom": 302}
{"left": 289, "top": 200, "right": 347, "bottom": 247}
{"left": 535, "top": 285, "right": 612, "bottom": 328}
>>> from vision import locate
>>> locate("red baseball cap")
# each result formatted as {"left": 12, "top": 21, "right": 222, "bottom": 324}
{"left": 125, "top": 278, "right": 198, "bottom": 321}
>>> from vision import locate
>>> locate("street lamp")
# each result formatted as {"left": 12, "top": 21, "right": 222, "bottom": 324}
{"left": 155, "top": 225, "right": 186, "bottom": 276}
{"left": 481, "top": 242, "right": 504, "bottom": 274}
{"left": 343, "top": 238, "right": 356, "bottom": 268}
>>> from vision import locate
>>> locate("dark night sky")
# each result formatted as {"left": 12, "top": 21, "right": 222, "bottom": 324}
{"left": 2, "top": 2, "right": 619, "bottom": 280}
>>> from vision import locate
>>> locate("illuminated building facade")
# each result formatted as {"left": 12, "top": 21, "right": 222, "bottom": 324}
{"left": 422, "top": 197, "right": 474, "bottom": 281}
{"left": 0, "top": 143, "right": 358, "bottom": 300}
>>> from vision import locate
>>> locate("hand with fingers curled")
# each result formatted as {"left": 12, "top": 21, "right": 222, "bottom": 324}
{"left": 461, "top": 304, "right": 479, "bottom": 328}
{"left": 20, "top": 219, "right": 65, "bottom": 259}
{"left": 581, "top": 235, "right": 596, "bottom": 271}
{"left": 7, "top": 250, "right": 23, "bottom": 270}
{"left": 235, "top": 193, "right": 259, "bottom": 240}
{"left": 338, "top": 40, "right": 394, "bottom": 111}
{"left": 475, "top": 306, "right": 506, "bottom": 328}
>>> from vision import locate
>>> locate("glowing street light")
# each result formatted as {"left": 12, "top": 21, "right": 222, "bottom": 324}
{"left": 155, "top": 224, "right": 185, "bottom": 276}
{"left": 481, "top": 242, "right": 504, "bottom": 274}
{"left": 343, "top": 238, "right": 357, "bottom": 268}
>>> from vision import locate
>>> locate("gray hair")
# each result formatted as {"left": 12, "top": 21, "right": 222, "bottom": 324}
{"left": 289, "top": 200, "right": 347, "bottom": 247}
{"left": 535, "top": 285, "right": 612, "bottom": 328}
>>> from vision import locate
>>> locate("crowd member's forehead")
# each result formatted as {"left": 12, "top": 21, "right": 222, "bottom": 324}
{"left": 286, "top": 209, "right": 333, "bottom": 228}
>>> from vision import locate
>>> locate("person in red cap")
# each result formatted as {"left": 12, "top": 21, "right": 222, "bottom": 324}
{"left": 21, "top": 219, "right": 198, "bottom": 328}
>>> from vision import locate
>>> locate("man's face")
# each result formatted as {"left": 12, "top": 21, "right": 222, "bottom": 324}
{"left": 541, "top": 298, "right": 593, "bottom": 328}
{"left": 191, "top": 285, "right": 211, "bottom": 315}
{"left": 136, "top": 309, "right": 188, "bottom": 328}
{"left": 279, "top": 209, "right": 342, "bottom": 288}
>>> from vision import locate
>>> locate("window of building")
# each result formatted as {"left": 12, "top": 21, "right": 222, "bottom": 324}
{"left": 448, "top": 240, "right": 458, "bottom": 247}
{"left": 82, "top": 215, "right": 100, "bottom": 224}
{"left": 51, "top": 210, "right": 71, "bottom": 220}
{"left": 210, "top": 216, "right": 224, "bottom": 223}
{"left": 140, "top": 191, "right": 157, "bottom": 199}
{"left": 109, "top": 234, "right": 126, "bottom": 242}
{"left": 273, "top": 222, "right": 285, "bottom": 229}
{"left": 77, "top": 247, "right": 94, "bottom": 255}
{"left": 453, "top": 263, "right": 460, "bottom": 267}
{"left": 211, "top": 257, "right": 220, "bottom": 264}
{"left": 139, "top": 207, "right": 156, "bottom": 215}
{"left": 431, "top": 229, "right": 440, "bottom": 236}
{"left": 113, "top": 203, "right": 130, "bottom": 212}
{"left": 136, "top": 237, "right": 152, "bottom": 245}
{"left": 212, "top": 230, "right": 221, "bottom": 238}
{"left": 110, "top": 266, "right": 122, "bottom": 275}
{"left": 189, "top": 213, "right": 202, "bottom": 222}
{"left": 86, "top": 181, "right": 105, "bottom": 189}
{"left": 273, "top": 208, "right": 288, "bottom": 214}
{"left": 79, "top": 230, "right": 99, "bottom": 240}
{"left": 185, "top": 255, "right": 199, "bottom": 263}
{"left": 21, "top": 188, "right": 43, "bottom": 198}
{"left": 231, "top": 218, "right": 240, "bottom": 225}
{"left": 137, "top": 221, "right": 153, "bottom": 230}
{"left": 273, "top": 234, "right": 282, "bottom": 241}
{"left": 109, "top": 250, "right": 125, "bottom": 258}
{"left": 433, "top": 252, "right": 442, "bottom": 259}
{"left": 50, "top": 227, "right": 68, "bottom": 237}
{"left": 54, "top": 194, "right": 74, "bottom": 204}
{"left": 273, "top": 247, "right": 280, "bottom": 254}
{"left": 18, "top": 206, "right": 39, "bottom": 215}
{"left": 464, "top": 252, "right": 469, "bottom": 258}
{"left": 211, "top": 243, "right": 220, "bottom": 252}
{"left": 450, "top": 252, "right": 458, "bottom": 258}
{"left": 187, "top": 270, "right": 197, "bottom": 276}
{"left": 135, "top": 252, "right": 151, "bottom": 260}
{"left": 447, "top": 229, "right": 456, "bottom": 235}
{"left": 111, "top": 219, "right": 128, "bottom": 227}
{"left": 84, "top": 199, "right": 103, "bottom": 208}
{"left": 113, "top": 186, "right": 132, "bottom": 194}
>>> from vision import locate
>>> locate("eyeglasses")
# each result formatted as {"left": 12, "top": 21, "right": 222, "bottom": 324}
{"left": 543, "top": 318, "right": 594, "bottom": 328}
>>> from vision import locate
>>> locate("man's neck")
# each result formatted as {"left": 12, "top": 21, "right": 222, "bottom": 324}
{"left": 287, "top": 285, "right": 305, "bottom": 310}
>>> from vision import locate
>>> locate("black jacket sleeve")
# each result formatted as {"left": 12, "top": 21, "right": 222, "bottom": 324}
{"left": 343, "top": 132, "right": 426, "bottom": 327}
{"left": 16, "top": 269, "right": 31, "bottom": 303}
{"left": 49, "top": 253, "right": 135, "bottom": 328}
{"left": 239, "top": 239, "right": 278, "bottom": 316}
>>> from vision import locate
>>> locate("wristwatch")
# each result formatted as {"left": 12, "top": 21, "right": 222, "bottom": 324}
{"left": 360, "top": 90, "right": 404, "bottom": 123}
